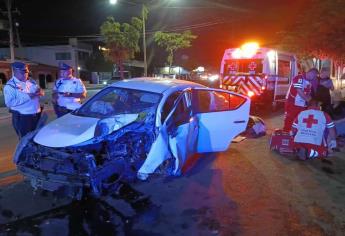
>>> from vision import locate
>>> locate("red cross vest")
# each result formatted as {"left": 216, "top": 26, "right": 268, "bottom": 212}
{"left": 286, "top": 74, "right": 311, "bottom": 107}
{"left": 292, "top": 109, "right": 334, "bottom": 146}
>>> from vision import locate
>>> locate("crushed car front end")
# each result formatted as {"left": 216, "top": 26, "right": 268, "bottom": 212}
{"left": 15, "top": 117, "right": 157, "bottom": 199}
{"left": 14, "top": 86, "right": 162, "bottom": 199}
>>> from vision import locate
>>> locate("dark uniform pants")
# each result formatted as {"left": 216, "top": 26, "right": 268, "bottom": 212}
{"left": 283, "top": 102, "right": 306, "bottom": 132}
{"left": 293, "top": 142, "right": 328, "bottom": 159}
{"left": 11, "top": 110, "right": 41, "bottom": 138}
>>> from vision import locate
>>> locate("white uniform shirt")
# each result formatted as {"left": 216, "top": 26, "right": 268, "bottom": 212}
{"left": 286, "top": 74, "right": 312, "bottom": 107}
{"left": 4, "top": 76, "right": 41, "bottom": 115}
{"left": 53, "top": 77, "right": 86, "bottom": 110}
{"left": 292, "top": 109, "right": 334, "bottom": 146}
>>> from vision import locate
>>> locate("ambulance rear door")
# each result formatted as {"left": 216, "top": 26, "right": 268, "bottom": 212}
{"left": 273, "top": 52, "right": 298, "bottom": 103}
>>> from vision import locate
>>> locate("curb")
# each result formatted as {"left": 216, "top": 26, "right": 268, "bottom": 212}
{"left": 0, "top": 115, "right": 11, "bottom": 120}
{"left": 0, "top": 107, "right": 11, "bottom": 120}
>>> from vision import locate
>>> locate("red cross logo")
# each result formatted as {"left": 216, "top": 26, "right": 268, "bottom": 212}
{"left": 228, "top": 63, "right": 237, "bottom": 71}
{"left": 248, "top": 62, "right": 257, "bottom": 71}
{"left": 302, "top": 114, "right": 318, "bottom": 128}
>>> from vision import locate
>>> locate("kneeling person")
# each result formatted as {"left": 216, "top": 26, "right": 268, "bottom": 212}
{"left": 292, "top": 99, "right": 337, "bottom": 160}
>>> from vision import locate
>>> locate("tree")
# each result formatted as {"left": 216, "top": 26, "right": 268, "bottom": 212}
{"left": 154, "top": 31, "right": 197, "bottom": 72}
{"left": 85, "top": 49, "right": 113, "bottom": 72}
{"left": 277, "top": 0, "right": 345, "bottom": 65}
{"left": 100, "top": 16, "right": 142, "bottom": 79}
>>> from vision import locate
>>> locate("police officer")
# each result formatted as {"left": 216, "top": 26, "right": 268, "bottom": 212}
{"left": 4, "top": 62, "right": 44, "bottom": 138}
{"left": 52, "top": 63, "right": 87, "bottom": 117}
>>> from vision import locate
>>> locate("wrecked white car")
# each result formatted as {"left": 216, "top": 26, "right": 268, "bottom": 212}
{"left": 14, "top": 78, "right": 250, "bottom": 199}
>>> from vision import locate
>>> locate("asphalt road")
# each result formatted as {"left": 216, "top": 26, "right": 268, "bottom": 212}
{"left": 0, "top": 108, "right": 345, "bottom": 235}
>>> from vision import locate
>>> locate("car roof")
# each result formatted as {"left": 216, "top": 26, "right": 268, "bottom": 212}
{"left": 109, "top": 77, "right": 205, "bottom": 94}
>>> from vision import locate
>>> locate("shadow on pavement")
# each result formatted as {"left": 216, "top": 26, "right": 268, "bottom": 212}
{"left": 0, "top": 182, "right": 160, "bottom": 235}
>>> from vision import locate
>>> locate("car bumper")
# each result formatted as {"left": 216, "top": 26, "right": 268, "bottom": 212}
{"left": 17, "top": 164, "right": 90, "bottom": 191}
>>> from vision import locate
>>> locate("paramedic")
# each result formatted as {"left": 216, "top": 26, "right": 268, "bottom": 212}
{"left": 292, "top": 99, "right": 337, "bottom": 160}
{"left": 4, "top": 62, "right": 44, "bottom": 138}
{"left": 283, "top": 68, "right": 319, "bottom": 131}
{"left": 52, "top": 63, "right": 87, "bottom": 117}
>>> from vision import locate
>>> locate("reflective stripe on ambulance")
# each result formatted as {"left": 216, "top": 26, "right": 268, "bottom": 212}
{"left": 222, "top": 75, "right": 264, "bottom": 96}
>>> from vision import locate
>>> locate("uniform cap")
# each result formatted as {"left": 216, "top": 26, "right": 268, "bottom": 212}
{"left": 11, "top": 61, "right": 27, "bottom": 70}
{"left": 59, "top": 63, "right": 72, "bottom": 70}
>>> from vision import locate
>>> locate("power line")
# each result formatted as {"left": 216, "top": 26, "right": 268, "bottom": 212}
{"left": 19, "top": 19, "right": 228, "bottom": 42}
{"left": 147, "top": 21, "right": 226, "bottom": 34}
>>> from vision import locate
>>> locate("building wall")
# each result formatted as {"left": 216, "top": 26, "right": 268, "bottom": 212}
{"left": 0, "top": 40, "right": 92, "bottom": 77}
{"left": 0, "top": 61, "right": 59, "bottom": 89}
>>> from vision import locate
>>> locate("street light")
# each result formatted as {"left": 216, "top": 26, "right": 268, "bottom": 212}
{"left": 109, "top": 0, "right": 148, "bottom": 77}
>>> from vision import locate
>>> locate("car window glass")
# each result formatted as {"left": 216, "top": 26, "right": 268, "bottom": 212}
{"left": 184, "top": 90, "right": 192, "bottom": 107}
{"left": 161, "top": 91, "right": 181, "bottom": 123}
{"left": 196, "top": 90, "right": 230, "bottom": 112}
{"left": 229, "top": 94, "right": 246, "bottom": 110}
{"left": 196, "top": 90, "right": 211, "bottom": 113}
{"left": 168, "top": 95, "right": 190, "bottom": 127}
{"left": 172, "top": 96, "right": 188, "bottom": 120}
{"left": 75, "top": 87, "right": 161, "bottom": 118}
{"left": 211, "top": 91, "right": 230, "bottom": 111}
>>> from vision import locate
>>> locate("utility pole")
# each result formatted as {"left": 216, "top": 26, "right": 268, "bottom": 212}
{"left": 142, "top": 4, "right": 148, "bottom": 76}
{"left": 15, "top": 22, "right": 22, "bottom": 48}
{"left": 5, "top": 0, "right": 15, "bottom": 62}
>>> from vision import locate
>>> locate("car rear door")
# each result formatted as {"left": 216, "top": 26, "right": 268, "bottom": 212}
{"left": 192, "top": 88, "right": 250, "bottom": 153}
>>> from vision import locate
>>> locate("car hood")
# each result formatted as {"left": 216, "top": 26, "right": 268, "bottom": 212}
{"left": 34, "top": 113, "right": 139, "bottom": 148}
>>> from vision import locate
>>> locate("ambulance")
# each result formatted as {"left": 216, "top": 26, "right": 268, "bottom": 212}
{"left": 220, "top": 42, "right": 298, "bottom": 108}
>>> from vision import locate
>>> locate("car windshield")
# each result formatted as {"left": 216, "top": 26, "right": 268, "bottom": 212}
{"left": 74, "top": 87, "right": 161, "bottom": 118}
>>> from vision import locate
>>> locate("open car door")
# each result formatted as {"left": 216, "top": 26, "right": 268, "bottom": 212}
{"left": 192, "top": 88, "right": 250, "bottom": 153}
{"left": 165, "top": 89, "right": 198, "bottom": 174}
{"left": 138, "top": 89, "right": 198, "bottom": 178}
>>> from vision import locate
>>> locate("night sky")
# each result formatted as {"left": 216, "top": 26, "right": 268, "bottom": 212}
{"left": 1, "top": 0, "right": 308, "bottom": 69}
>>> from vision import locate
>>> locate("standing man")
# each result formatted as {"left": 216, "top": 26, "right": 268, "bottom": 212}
{"left": 315, "top": 68, "right": 334, "bottom": 117}
{"left": 52, "top": 63, "right": 87, "bottom": 117}
{"left": 4, "top": 62, "right": 44, "bottom": 138}
{"left": 283, "top": 68, "right": 319, "bottom": 131}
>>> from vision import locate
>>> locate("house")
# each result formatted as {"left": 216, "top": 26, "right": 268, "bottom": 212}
{"left": 0, "top": 37, "right": 148, "bottom": 85}
{"left": 0, "top": 38, "right": 92, "bottom": 80}
{"left": 153, "top": 66, "right": 190, "bottom": 79}
{"left": 0, "top": 59, "right": 58, "bottom": 89}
